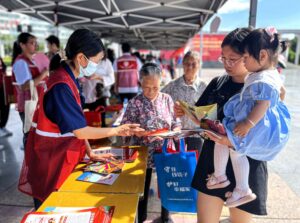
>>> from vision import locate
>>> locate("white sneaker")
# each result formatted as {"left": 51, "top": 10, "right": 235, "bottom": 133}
{"left": 225, "top": 188, "right": 257, "bottom": 208}
{"left": 0, "top": 128, "right": 7, "bottom": 138}
{"left": 206, "top": 174, "right": 230, "bottom": 189}
{"left": 2, "top": 127, "right": 12, "bottom": 137}
{"left": 0, "top": 128, "right": 13, "bottom": 138}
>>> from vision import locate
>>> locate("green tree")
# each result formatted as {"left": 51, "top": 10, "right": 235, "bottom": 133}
{"left": 288, "top": 37, "right": 299, "bottom": 64}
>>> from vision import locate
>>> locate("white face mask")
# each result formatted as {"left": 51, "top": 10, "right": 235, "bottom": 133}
{"left": 78, "top": 55, "right": 98, "bottom": 78}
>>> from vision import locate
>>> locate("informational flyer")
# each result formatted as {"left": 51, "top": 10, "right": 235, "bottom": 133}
{"left": 77, "top": 172, "right": 119, "bottom": 185}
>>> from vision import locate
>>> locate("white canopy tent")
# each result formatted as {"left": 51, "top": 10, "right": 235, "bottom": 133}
{"left": 0, "top": 0, "right": 227, "bottom": 49}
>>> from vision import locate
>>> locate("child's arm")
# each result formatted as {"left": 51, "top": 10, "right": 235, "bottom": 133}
{"left": 234, "top": 100, "right": 270, "bottom": 137}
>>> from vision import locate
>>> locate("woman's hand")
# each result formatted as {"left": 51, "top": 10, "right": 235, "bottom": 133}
{"left": 148, "top": 136, "right": 163, "bottom": 142}
{"left": 115, "top": 124, "right": 145, "bottom": 136}
{"left": 173, "top": 126, "right": 181, "bottom": 132}
{"left": 85, "top": 139, "right": 116, "bottom": 162}
{"left": 203, "top": 130, "right": 233, "bottom": 147}
{"left": 88, "top": 151, "right": 116, "bottom": 162}
{"left": 174, "top": 101, "right": 185, "bottom": 117}
{"left": 174, "top": 101, "right": 201, "bottom": 125}
{"left": 135, "top": 131, "right": 147, "bottom": 137}
{"left": 134, "top": 131, "right": 149, "bottom": 137}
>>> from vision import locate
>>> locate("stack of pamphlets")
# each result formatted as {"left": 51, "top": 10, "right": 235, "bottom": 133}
{"left": 77, "top": 172, "right": 119, "bottom": 185}
{"left": 83, "top": 160, "right": 125, "bottom": 175}
{"left": 21, "top": 206, "right": 115, "bottom": 223}
{"left": 82, "top": 147, "right": 138, "bottom": 163}
{"left": 77, "top": 159, "right": 125, "bottom": 185}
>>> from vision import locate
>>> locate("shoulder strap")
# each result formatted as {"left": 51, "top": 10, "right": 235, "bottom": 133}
{"left": 215, "top": 75, "right": 229, "bottom": 91}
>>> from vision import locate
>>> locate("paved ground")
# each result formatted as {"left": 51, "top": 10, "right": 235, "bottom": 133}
{"left": 0, "top": 67, "right": 299, "bottom": 222}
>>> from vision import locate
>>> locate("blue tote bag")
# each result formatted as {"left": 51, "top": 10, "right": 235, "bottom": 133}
{"left": 153, "top": 138, "right": 198, "bottom": 213}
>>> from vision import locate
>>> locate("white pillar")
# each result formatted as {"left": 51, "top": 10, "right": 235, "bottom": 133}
{"left": 285, "top": 46, "right": 289, "bottom": 62}
{"left": 0, "top": 42, "right": 4, "bottom": 58}
{"left": 295, "top": 35, "right": 300, "bottom": 65}
{"left": 199, "top": 30, "right": 203, "bottom": 76}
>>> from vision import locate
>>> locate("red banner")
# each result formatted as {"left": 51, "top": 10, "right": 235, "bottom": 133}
{"left": 188, "top": 34, "right": 225, "bottom": 62}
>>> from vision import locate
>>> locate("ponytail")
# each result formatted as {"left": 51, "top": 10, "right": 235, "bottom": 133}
{"left": 12, "top": 32, "right": 36, "bottom": 65}
{"left": 12, "top": 41, "right": 22, "bottom": 65}
{"left": 270, "top": 33, "right": 281, "bottom": 54}
{"left": 49, "top": 53, "right": 62, "bottom": 72}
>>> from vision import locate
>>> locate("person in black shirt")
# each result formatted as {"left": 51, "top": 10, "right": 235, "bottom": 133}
{"left": 175, "top": 28, "right": 268, "bottom": 223}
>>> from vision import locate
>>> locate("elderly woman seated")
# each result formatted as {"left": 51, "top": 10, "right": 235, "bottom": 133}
{"left": 121, "top": 62, "right": 181, "bottom": 223}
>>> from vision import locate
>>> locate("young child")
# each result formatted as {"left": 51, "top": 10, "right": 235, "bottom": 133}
{"left": 206, "top": 27, "right": 291, "bottom": 208}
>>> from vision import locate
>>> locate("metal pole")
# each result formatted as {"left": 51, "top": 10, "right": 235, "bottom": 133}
{"left": 295, "top": 35, "right": 300, "bottom": 65}
{"left": 249, "top": 0, "right": 258, "bottom": 28}
{"left": 55, "top": 25, "right": 59, "bottom": 37}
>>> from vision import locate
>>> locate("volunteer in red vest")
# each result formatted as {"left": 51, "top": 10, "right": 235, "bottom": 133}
{"left": 18, "top": 29, "right": 144, "bottom": 210}
{"left": 12, "top": 33, "right": 49, "bottom": 146}
{"left": 113, "top": 42, "right": 142, "bottom": 102}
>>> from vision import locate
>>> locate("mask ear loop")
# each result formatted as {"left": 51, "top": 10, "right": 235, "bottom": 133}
{"left": 82, "top": 54, "right": 89, "bottom": 63}
{"left": 78, "top": 54, "right": 89, "bottom": 70}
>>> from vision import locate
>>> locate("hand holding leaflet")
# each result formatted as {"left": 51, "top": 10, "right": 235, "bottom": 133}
{"left": 178, "top": 101, "right": 218, "bottom": 122}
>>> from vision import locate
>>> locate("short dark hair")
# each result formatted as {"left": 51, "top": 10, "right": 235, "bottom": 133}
{"left": 18, "top": 32, "right": 36, "bottom": 45}
{"left": 221, "top": 27, "right": 252, "bottom": 55}
{"left": 241, "top": 28, "right": 287, "bottom": 63}
{"left": 122, "top": 42, "right": 131, "bottom": 53}
{"left": 65, "top": 29, "right": 105, "bottom": 60}
{"left": 46, "top": 35, "right": 60, "bottom": 48}
{"left": 50, "top": 29, "right": 105, "bottom": 71}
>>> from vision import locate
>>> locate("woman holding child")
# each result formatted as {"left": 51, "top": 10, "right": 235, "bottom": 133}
{"left": 176, "top": 28, "right": 269, "bottom": 223}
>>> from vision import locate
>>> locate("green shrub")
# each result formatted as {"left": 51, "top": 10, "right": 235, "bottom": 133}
{"left": 3, "top": 56, "right": 12, "bottom": 66}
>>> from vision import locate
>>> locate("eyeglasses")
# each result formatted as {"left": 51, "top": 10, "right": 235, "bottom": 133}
{"left": 83, "top": 54, "right": 103, "bottom": 64}
{"left": 218, "top": 56, "right": 243, "bottom": 67}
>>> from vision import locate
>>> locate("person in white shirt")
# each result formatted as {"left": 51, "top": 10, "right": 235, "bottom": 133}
{"left": 81, "top": 56, "right": 115, "bottom": 126}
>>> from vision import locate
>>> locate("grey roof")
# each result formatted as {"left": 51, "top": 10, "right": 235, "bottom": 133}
{"left": 0, "top": 0, "right": 227, "bottom": 49}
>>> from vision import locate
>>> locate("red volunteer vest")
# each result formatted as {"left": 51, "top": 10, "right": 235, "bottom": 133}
{"left": 116, "top": 54, "right": 139, "bottom": 90}
{"left": 18, "top": 67, "right": 86, "bottom": 201}
{"left": 12, "top": 54, "right": 47, "bottom": 112}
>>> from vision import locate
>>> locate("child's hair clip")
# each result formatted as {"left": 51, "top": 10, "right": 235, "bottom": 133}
{"left": 265, "top": 27, "right": 278, "bottom": 43}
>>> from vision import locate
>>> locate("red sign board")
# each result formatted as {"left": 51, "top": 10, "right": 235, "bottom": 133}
{"left": 188, "top": 34, "right": 225, "bottom": 62}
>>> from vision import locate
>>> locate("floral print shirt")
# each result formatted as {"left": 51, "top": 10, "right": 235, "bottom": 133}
{"left": 161, "top": 76, "right": 207, "bottom": 130}
{"left": 121, "top": 92, "right": 181, "bottom": 167}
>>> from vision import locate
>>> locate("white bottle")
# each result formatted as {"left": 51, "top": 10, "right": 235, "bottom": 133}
{"left": 123, "top": 98, "right": 128, "bottom": 113}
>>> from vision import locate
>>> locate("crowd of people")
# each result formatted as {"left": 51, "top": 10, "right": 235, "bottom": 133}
{"left": 0, "top": 26, "right": 291, "bottom": 223}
